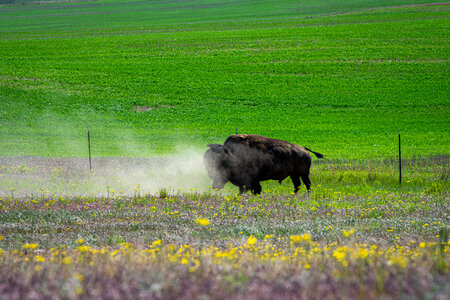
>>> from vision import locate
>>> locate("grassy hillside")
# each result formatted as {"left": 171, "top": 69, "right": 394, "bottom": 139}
{"left": 0, "top": 0, "right": 444, "bottom": 31}
{"left": 0, "top": 1, "right": 448, "bottom": 158}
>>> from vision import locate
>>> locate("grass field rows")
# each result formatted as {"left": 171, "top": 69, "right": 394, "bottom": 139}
{"left": 1, "top": 1, "right": 449, "bottom": 157}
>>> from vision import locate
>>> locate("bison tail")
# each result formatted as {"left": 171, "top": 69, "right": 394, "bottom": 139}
{"left": 304, "top": 147, "right": 324, "bottom": 159}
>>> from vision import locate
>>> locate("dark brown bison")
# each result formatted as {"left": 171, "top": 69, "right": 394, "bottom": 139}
{"left": 203, "top": 134, "right": 324, "bottom": 194}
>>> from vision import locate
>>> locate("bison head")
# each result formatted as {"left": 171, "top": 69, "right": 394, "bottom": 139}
{"left": 203, "top": 144, "right": 231, "bottom": 190}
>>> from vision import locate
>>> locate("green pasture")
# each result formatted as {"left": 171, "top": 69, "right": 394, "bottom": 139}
{"left": 0, "top": 0, "right": 449, "bottom": 159}
{"left": 0, "top": 0, "right": 444, "bottom": 31}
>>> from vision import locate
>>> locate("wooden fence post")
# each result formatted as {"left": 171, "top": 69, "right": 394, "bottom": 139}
{"left": 88, "top": 127, "right": 92, "bottom": 174}
{"left": 398, "top": 130, "right": 402, "bottom": 184}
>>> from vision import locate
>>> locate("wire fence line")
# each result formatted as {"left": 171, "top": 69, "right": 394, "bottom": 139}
{"left": 314, "top": 156, "right": 449, "bottom": 178}
{"left": 1, "top": 131, "right": 447, "bottom": 190}
{"left": 3, "top": 128, "right": 448, "bottom": 166}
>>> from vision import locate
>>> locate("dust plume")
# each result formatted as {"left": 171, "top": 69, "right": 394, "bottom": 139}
{"left": 0, "top": 148, "right": 212, "bottom": 197}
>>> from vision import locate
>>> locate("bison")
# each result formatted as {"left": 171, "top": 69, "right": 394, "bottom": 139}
{"left": 203, "top": 134, "right": 324, "bottom": 194}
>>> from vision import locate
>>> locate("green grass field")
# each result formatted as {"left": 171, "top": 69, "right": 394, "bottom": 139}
{"left": 0, "top": 1, "right": 449, "bottom": 299}
{"left": 1, "top": 0, "right": 448, "bottom": 157}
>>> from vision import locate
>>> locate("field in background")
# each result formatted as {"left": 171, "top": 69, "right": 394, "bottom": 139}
{"left": 0, "top": 0, "right": 448, "bottom": 158}
{"left": 1, "top": 0, "right": 445, "bottom": 31}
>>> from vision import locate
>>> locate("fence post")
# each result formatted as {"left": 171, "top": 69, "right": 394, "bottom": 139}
{"left": 398, "top": 130, "right": 401, "bottom": 184}
{"left": 88, "top": 127, "right": 92, "bottom": 174}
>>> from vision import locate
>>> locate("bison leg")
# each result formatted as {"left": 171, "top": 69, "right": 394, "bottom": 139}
{"left": 239, "top": 185, "right": 246, "bottom": 194}
{"left": 238, "top": 185, "right": 252, "bottom": 194}
{"left": 250, "top": 182, "right": 262, "bottom": 195}
{"left": 291, "top": 175, "right": 301, "bottom": 193}
{"left": 301, "top": 174, "right": 311, "bottom": 192}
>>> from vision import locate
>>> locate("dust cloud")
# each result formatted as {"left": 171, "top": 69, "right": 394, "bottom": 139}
{"left": 0, "top": 148, "right": 212, "bottom": 197}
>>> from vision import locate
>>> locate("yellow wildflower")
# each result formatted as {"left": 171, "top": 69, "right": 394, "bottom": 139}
{"left": 195, "top": 218, "right": 210, "bottom": 226}
{"left": 342, "top": 229, "right": 355, "bottom": 237}
{"left": 77, "top": 245, "right": 89, "bottom": 252}
{"left": 290, "top": 233, "right": 311, "bottom": 244}
{"left": 302, "top": 233, "right": 311, "bottom": 241}
{"left": 75, "top": 287, "right": 83, "bottom": 295}
{"left": 290, "top": 235, "right": 302, "bottom": 243}
{"left": 151, "top": 239, "right": 162, "bottom": 247}
{"left": 247, "top": 235, "right": 257, "bottom": 245}
{"left": 264, "top": 234, "right": 273, "bottom": 240}
{"left": 333, "top": 247, "right": 347, "bottom": 262}
{"left": 358, "top": 248, "right": 369, "bottom": 259}
{"left": 22, "top": 243, "right": 38, "bottom": 250}
{"left": 74, "top": 273, "right": 85, "bottom": 282}
{"left": 35, "top": 255, "right": 45, "bottom": 262}
{"left": 61, "top": 256, "right": 72, "bottom": 264}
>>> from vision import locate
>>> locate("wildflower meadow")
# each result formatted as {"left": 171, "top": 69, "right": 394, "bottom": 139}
{"left": 0, "top": 158, "right": 448, "bottom": 298}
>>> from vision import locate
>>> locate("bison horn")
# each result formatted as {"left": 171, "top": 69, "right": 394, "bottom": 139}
{"left": 207, "top": 144, "right": 229, "bottom": 154}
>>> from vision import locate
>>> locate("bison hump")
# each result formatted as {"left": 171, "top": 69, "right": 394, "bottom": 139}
{"left": 224, "top": 134, "right": 294, "bottom": 157}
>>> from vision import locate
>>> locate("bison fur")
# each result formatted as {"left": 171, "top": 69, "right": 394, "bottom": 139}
{"left": 203, "top": 134, "right": 323, "bottom": 194}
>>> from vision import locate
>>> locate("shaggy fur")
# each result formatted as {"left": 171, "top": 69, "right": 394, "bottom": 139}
{"left": 204, "top": 134, "right": 323, "bottom": 194}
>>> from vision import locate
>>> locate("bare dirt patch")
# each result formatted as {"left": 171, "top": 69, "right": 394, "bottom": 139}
{"left": 133, "top": 105, "right": 175, "bottom": 112}
{"left": 134, "top": 105, "right": 153, "bottom": 112}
